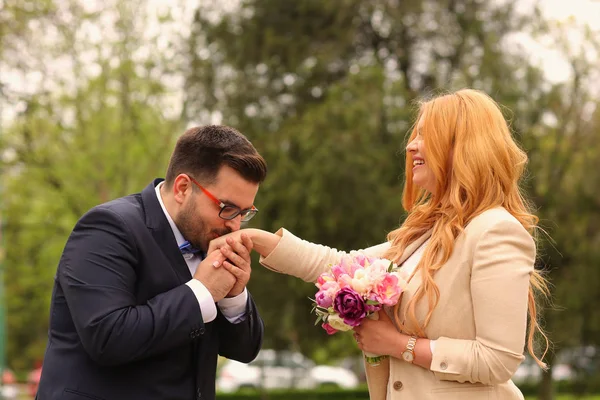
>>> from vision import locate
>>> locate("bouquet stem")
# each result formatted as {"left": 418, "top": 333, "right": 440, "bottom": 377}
{"left": 363, "top": 311, "right": 388, "bottom": 367}
{"left": 364, "top": 352, "right": 388, "bottom": 366}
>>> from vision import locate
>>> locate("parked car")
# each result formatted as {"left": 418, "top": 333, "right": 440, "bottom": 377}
{"left": 0, "top": 368, "right": 19, "bottom": 399}
{"left": 512, "top": 347, "right": 599, "bottom": 384}
{"left": 28, "top": 364, "right": 43, "bottom": 398}
{"left": 216, "top": 349, "right": 359, "bottom": 392}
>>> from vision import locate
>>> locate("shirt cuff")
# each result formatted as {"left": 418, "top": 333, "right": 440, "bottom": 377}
{"left": 186, "top": 279, "right": 217, "bottom": 323}
{"left": 218, "top": 288, "right": 248, "bottom": 324}
{"left": 430, "top": 339, "right": 437, "bottom": 354}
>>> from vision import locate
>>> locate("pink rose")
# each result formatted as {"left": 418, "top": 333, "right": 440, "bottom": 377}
{"left": 316, "top": 272, "right": 335, "bottom": 288}
{"left": 373, "top": 274, "right": 402, "bottom": 306}
{"left": 315, "top": 290, "right": 333, "bottom": 308}
{"left": 330, "top": 265, "right": 347, "bottom": 280}
{"left": 322, "top": 322, "right": 338, "bottom": 335}
{"left": 353, "top": 253, "right": 375, "bottom": 268}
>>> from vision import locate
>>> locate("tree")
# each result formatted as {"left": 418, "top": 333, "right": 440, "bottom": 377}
{"left": 181, "top": 0, "right": 591, "bottom": 369}
{"left": 0, "top": 0, "right": 182, "bottom": 370}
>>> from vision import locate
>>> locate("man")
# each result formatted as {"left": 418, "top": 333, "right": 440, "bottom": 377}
{"left": 37, "top": 125, "right": 267, "bottom": 400}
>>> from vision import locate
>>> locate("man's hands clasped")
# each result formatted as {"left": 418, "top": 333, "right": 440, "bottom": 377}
{"left": 193, "top": 233, "right": 253, "bottom": 302}
{"left": 218, "top": 234, "right": 253, "bottom": 297}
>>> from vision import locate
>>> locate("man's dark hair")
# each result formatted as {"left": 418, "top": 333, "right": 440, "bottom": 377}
{"left": 164, "top": 125, "right": 267, "bottom": 187}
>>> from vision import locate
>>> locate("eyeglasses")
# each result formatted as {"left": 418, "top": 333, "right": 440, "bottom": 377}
{"left": 186, "top": 175, "right": 258, "bottom": 222}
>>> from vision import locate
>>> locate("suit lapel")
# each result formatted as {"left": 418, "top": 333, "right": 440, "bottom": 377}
{"left": 141, "top": 179, "right": 192, "bottom": 284}
{"left": 397, "top": 229, "right": 433, "bottom": 266}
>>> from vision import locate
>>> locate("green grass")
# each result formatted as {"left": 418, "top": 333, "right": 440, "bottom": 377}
{"left": 18, "top": 393, "right": 600, "bottom": 400}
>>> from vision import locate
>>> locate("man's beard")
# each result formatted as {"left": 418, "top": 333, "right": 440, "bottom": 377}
{"left": 176, "top": 202, "right": 232, "bottom": 253}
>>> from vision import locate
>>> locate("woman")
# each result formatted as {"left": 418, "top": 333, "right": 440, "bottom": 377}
{"left": 212, "top": 89, "right": 549, "bottom": 399}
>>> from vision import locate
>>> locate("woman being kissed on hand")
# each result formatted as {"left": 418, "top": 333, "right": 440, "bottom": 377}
{"left": 211, "top": 89, "right": 549, "bottom": 400}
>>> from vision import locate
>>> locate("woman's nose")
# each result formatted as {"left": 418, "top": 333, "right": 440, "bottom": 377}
{"left": 406, "top": 138, "right": 417, "bottom": 153}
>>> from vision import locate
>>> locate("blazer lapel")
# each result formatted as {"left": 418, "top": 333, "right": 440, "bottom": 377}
{"left": 141, "top": 179, "right": 192, "bottom": 284}
{"left": 394, "top": 229, "right": 433, "bottom": 330}
{"left": 397, "top": 229, "right": 433, "bottom": 266}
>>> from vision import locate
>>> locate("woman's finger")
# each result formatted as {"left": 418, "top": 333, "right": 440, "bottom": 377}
{"left": 221, "top": 261, "right": 245, "bottom": 277}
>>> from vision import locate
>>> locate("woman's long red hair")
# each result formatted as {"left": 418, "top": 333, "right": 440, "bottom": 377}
{"left": 384, "top": 89, "right": 549, "bottom": 368}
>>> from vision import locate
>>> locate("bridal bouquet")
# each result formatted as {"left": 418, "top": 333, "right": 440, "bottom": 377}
{"left": 310, "top": 253, "right": 406, "bottom": 365}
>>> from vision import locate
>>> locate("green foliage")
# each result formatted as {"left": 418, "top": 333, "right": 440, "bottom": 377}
{"left": 0, "top": 0, "right": 182, "bottom": 371}
{"left": 213, "top": 382, "right": 600, "bottom": 400}
{"left": 1, "top": 2, "right": 600, "bottom": 393}
{"left": 183, "top": 0, "right": 600, "bottom": 369}
{"left": 216, "top": 387, "right": 370, "bottom": 400}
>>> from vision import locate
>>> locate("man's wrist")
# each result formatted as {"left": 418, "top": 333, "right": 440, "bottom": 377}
{"left": 226, "top": 288, "right": 245, "bottom": 298}
{"left": 185, "top": 279, "right": 218, "bottom": 322}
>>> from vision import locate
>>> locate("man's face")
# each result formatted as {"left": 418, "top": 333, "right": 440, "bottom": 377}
{"left": 175, "top": 166, "right": 259, "bottom": 252}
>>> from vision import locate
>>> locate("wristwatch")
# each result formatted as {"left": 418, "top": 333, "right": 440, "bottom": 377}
{"left": 401, "top": 335, "right": 418, "bottom": 363}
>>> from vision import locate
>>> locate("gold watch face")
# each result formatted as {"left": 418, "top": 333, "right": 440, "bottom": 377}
{"left": 402, "top": 351, "right": 414, "bottom": 362}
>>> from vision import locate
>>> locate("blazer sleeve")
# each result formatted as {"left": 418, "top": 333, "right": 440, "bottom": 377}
{"left": 217, "top": 292, "right": 264, "bottom": 363}
{"left": 58, "top": 206, "right": 204, "bottom": 366}
{"left": 430, "top": 219, "right": 535, "bottom": 384}
{"left": 259, "top": 228, "right": 391, "bottom": 283}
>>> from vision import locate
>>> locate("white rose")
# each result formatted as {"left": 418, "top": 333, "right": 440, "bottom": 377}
{"left": 351, "top": 269, "right": 372, "bottom": 295}
{"left": 327, "top": 314, "right": 352, "bottom": 332}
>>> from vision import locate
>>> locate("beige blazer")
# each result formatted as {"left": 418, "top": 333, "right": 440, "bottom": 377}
{"left": 260, "top": 207, "right": 534, "bottom": 400}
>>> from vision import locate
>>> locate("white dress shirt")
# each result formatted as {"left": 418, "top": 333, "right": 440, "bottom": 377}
{"left": 155, "top": 182, "right": 247, "bottom": 324}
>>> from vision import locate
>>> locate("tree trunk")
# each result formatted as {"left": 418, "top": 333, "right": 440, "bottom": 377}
{"left": 538, "top": 365, "right": 554, "bottom": 400}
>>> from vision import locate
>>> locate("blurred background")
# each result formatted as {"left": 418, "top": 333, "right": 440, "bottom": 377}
{"left": 1, "top": 0, "right": 599, "bottom": 399}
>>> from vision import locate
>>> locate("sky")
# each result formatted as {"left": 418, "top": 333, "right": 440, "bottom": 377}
{"left": 517, "top": 0, "right": 600, "bottom": 82}
{"left": 538, "top": 0, "right": 600, "bottom": 25}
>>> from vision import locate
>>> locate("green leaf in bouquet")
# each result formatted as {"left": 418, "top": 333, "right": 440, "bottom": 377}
{"left": 315, "top": 309, "right": 329, "bottom": 317}
{"left": 314, "top": 314, "right": 324, "bottom": 326}
{"left": 366, "top": 299, "right": 380, "bottom": 305}
{"left": 387, "top": 261, "right": 395, "bottom": 273}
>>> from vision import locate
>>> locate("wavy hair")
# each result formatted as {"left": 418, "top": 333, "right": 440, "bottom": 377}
{"left": 384, "top": 89, "right": 549, "bottom": 368}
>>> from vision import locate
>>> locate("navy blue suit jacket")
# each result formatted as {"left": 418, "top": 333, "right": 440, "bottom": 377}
{"left": 37, "top": 179, "right": 264, "bottom": 400}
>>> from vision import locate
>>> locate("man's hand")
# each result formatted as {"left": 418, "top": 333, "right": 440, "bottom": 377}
{"left": 193, "top": 250, "right": 236, "bottom": 302}
{"left": 218, "top": 234, "right": 253, "bottom": 297}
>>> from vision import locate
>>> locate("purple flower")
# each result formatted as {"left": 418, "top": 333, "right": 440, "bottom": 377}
{"left": 315, "top": 290, "right": 333, "bottom": 308}
{"left": 366, "top": 302, "right": 382, "bottom": 314}
{"left": 334, "top": 288, "right": 367, "bottom": 327}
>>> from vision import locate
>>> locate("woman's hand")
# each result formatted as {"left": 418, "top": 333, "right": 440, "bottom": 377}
{"left": 353, "top": 310, "right": 403, "bottom": 356}
{"left": 354, "top": 310, "right": 434, "bottom": 369}
{"left": 207, "top": 230, "right": 248, "bottom": 255}
{"left": 207, "top": 228, "right": 282, "bottom": 260}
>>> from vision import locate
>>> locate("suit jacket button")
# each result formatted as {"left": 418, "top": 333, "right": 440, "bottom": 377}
{"left": 198, "top": 327, "right": 206, "bottom": 335}
{"left": 393, "top": 381, "right": 403, "bottom": 391}
{"left": 440, "top": 362, "right": 448, "bottom": 370}
{"left": 196, "top": 388, "right": 202, "bottom": 398}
